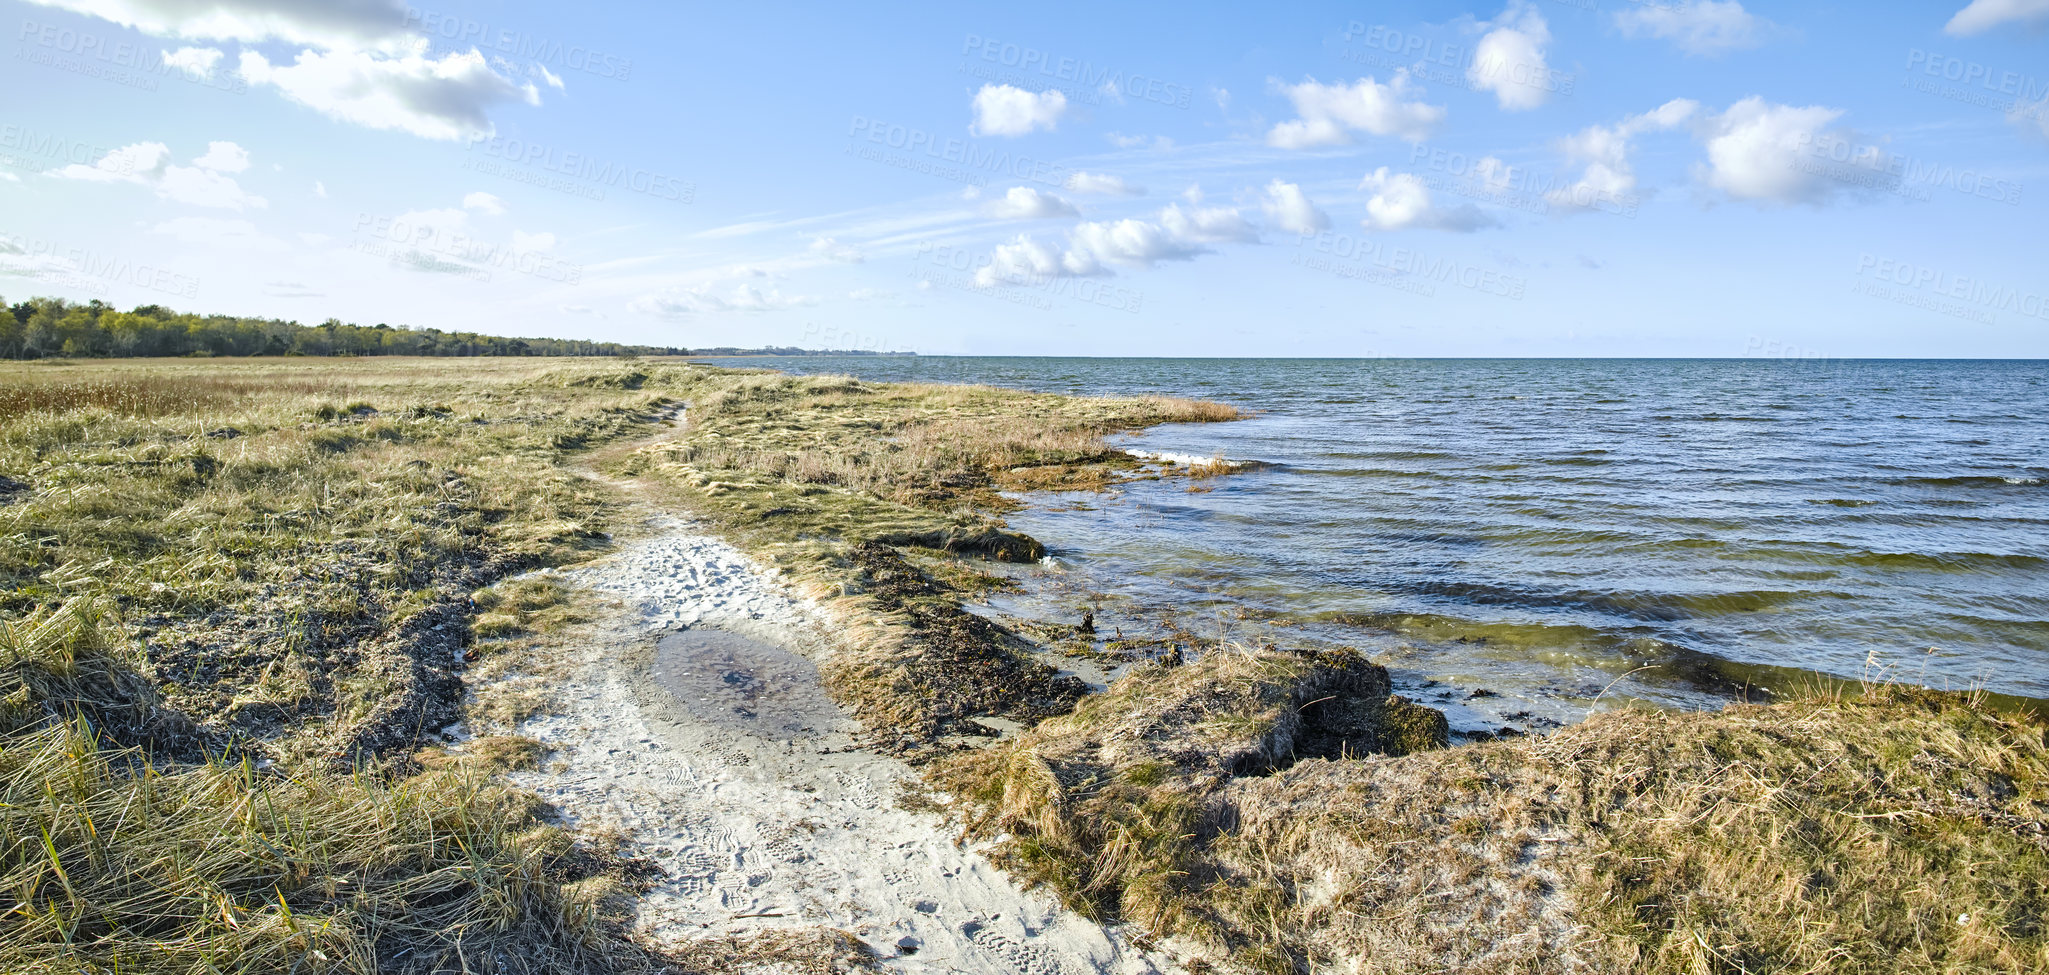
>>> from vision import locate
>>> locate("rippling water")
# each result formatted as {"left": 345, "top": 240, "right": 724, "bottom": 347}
{"left": 706, "top": 356, "right": 2049, "bottom": 730}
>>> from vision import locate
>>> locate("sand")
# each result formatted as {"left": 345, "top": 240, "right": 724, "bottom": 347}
{"left": 493, "top": 516, "right": 1182, "bottom": 974}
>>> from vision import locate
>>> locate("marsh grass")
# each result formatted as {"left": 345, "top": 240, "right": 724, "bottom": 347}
{"left": 0, "top": 720, "right": 662, "bottom": 975}
{"left": 0, "top": 357, "right": 728, "bottom": 971}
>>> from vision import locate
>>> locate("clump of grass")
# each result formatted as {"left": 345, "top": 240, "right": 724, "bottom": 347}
{"left": 473, "top": 576, "right": 587, "bottom": 639}
{"left": 0, "top": 598, "right": 191, "bottom": 749}
{"left": 1196, "top": 685, "right": 2049, "bottom": 974}
{"left": 0, "top": 721, "right": 664, "bottom": 975}
{"left": 935, "top": 646, "right": 1446, "bottom": 954}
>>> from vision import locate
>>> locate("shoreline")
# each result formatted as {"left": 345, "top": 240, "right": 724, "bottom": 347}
{"left": 4, "top": 357, "right": 2043, "bottom": 975}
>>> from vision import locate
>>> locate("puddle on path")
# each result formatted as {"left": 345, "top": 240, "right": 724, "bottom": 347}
{"left": 651, "top": 628, "right": 847, "bottom": 740}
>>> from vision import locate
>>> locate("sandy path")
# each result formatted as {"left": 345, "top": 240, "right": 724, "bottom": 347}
{"left": 499, "top": 513, "right": 1180, "bottom": 975}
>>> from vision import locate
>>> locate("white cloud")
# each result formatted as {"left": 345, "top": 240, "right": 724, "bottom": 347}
{"left": 462, "top": 191, "right": 506, "bottom": 214}
{"left": 21, "top": 0, "right": 411, "bottom": 50}
{"left": 970, "top": 84, "right": 1067, "bottom": 136}
{"left": 976, "top": 234, "right": 1106, "bottom": 286}
{"left": 510, "top": 230, "right": 554, "bottom": 252}
{"left": 1548, "top": 98, "right": 1699, "bottom": 213}
{"left": 313, "top": 180, "right": 327, "bottom": 197}
{"left": 1357, "top": 167, "right": 1497, "bottom": 231}
{"left": 984, "top": 186, "right": 1079, "bottom": 219}
{"left": 0, "top": 172, "right": 18, "bottom": 183}
{"left": 239, "top": 46, "right": 540, "bottom": 141}
{"left": 192, "top": 140, "right": 248, "bottom": 172}
{"left": 1696, "top": 96, "right": 1851, "bottom": 204}
{"left": 52, "top": 142, "right": 268, "bottom": 210}
{"left": 633, "top": 283, "right": 819, "bottom": 317}
{"left": 161, "top": 46, "right": 223, "bottom": 74}
{"left": 1065, "top": 171, "right": 1143, "bottom": 196}
{"left": 263, "top": 280, "right": 325, "bottom": 298}
{"left": 1469, "top": 1, "right": 1554, "bottom": 111}
{"left": 1267, "top": 73, "right": 1444, "bottom": 148}
{"left": 1260, "top": 179, "right": 1330, "bottom": 235}
{"left": 807, "top": 236, "right": 864, "bottom": 262}
{"left": 973, "top": 202, "right": 1256, "bottom": 286}
{"left": 1615, "top": 1, "right": 1773, "bottom": 55}
{"left": 1945, "top": 0, "right": 2049, "bottom": 35}
{"left": 149, "top": 216, "right": 263, "bottom": 243}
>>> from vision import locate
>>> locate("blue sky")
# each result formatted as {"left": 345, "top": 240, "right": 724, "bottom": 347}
{"left": 1, "top": 0, "right": 2045, "bottom": 356}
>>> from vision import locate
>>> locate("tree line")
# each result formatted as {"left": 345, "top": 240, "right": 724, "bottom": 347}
{"left": 1, "top": 296, "right": 687, "bottom": 359}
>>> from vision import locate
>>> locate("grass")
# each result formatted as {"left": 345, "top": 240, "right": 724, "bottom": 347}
{"left": 0, "top": 357, "right": 732, "bottom": 972}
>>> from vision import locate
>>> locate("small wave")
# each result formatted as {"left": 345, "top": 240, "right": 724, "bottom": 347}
{"left": 1125, "top": 448, "right": 1243, "bottom": 469}
{"left": 1886, "top": 474, "right": 2044, "bottom": 490}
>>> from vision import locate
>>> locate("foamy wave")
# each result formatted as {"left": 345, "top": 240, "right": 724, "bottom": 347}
{"left": 1125, "top": 448, "right": 1241, "bottom": 468}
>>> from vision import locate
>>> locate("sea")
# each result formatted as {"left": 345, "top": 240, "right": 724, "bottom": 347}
{"left": 700, "top": 357, "right": 2049, "bottom": 733}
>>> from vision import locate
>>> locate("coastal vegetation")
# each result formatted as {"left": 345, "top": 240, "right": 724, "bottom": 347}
{"left": 0, "top": 296, "right": 683, "bottom": 358}
{"left": 2, "top": 354, "right": 2042, "bottom": 974}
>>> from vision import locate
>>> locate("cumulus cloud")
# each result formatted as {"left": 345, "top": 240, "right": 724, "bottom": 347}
{"left": 462, "top": 191, "right": 505, "bottom": 214}
{"left": 31, "top": 0, "right": 545, "bottom": 140}
{"left": 1267, "top": 73, "right": 1444, "bottom": 148}
{"left": 191, "top": 140, "right": 248, "bottom": 172}
{"left": 21, "top": 0, "right": 412, "bottom": 50}
{"left": 160, "top": 46, "right": 224, "bottom": 74}
{"left": 239, "top": 47, "right": 540, "bottom": 141}
{"left": 633, "top": 283, "right": 819, "bottom": 317}
{"left": 1260, "top": 179, "right": 1329, "bottom": 235}
{"left": 1469, "top": 1, "right": 1554, "bottom": 111}
{"left": 977, "top": 234, "right": 1107, "bottom": 286}
{"left": 807, "top": 236, "right": 864, "bottom": 262}
{"left": 973, "top": 202, "right": 1257, "bottom": 286}
{"left": 970, "top": 84, "right": 1067, "bottom": 136}
{"left": 1357, "top": 168, "right": 1497, "bottom": 231}
{"left": 1065, "top": 171, "right": 1143, "bottom": 196}
{"left": 1548, "top": 98, "right": 1698, "bottom": 213}
{"left": 1615, "top": 1, "right": 1774, "bottom": 55}
{"left": 53, "top": 142, "right": 268, "bottom": 210}
{"left": 1945, "top": 0, "right": 2049, "bottom": 35}
{"left": 1696, "top": 96, "right": 1853, "bottom": 204}
{"left": 510, "top": 229, "right": 554, "bottom": 252}
{"left": 984, "top": 186, "right": 1079, "bottom": 219}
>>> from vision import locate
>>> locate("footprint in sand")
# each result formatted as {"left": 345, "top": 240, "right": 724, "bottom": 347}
{"left": 967, "top": 923, "right": 1074, "bottom": 975}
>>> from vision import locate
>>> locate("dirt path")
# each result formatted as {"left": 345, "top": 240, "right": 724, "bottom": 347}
{"left": 484, "top": 418, "right": 1179, "bottom": 974}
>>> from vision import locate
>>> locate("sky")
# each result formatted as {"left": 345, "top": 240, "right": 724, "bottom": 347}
{"left": 1, "top": 0, "right": 2045, "bottom": 357}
